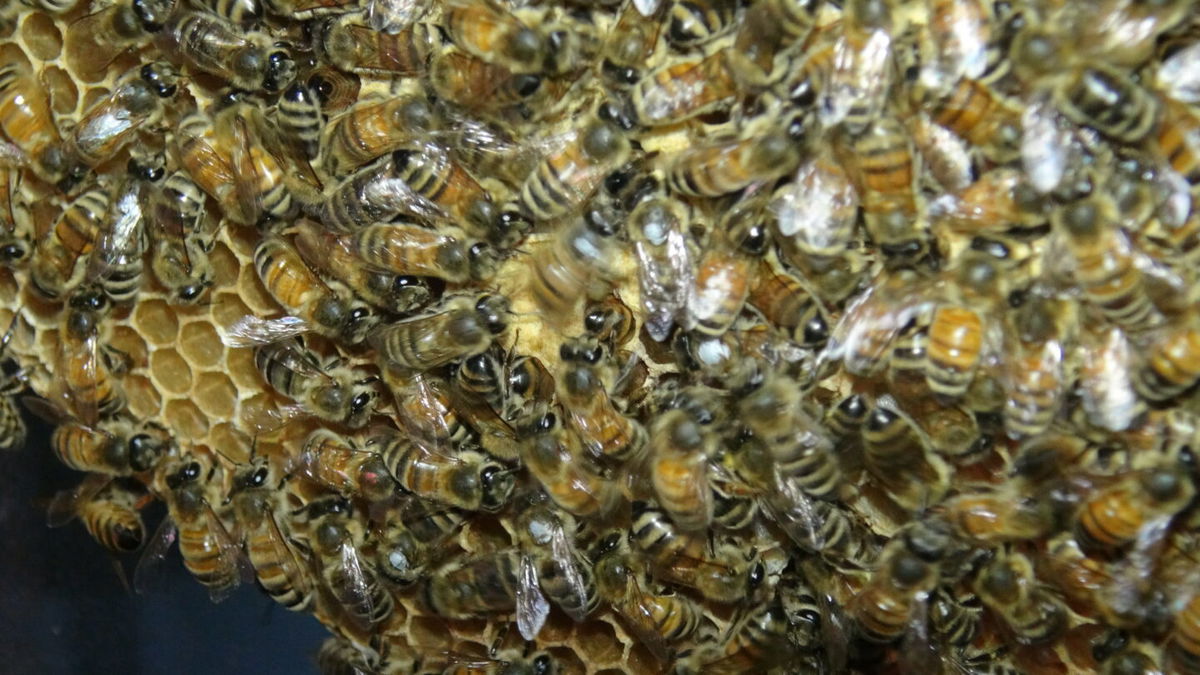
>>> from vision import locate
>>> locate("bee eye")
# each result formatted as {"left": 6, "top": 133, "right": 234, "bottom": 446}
{"left": 584, "top": 310, "right": 606, "bottom": 334}
{"left": 253, "top": 467, "right": 269, "bottom": 486}
{"left": 350, "top": 392, "right": 373, "bottom": 413}
{"left": 537, "top": 413, "right": 557, "bottom": 432}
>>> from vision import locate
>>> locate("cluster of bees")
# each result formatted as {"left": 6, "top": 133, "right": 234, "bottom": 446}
{"left": 4, "top": 0, "right": 1200, "bottom": 672}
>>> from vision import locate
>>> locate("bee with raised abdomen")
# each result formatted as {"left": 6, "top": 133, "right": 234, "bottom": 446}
{"left": 370, "top": 293, "right": 509, "bottom": 372}
{"left": 228, "top": 456, "right": 315, "bottom": 612}
{"left": 301, "top": 497, "right": 393, "bottom": 627}
{"left": 68, "top": 62, "right": 179, "bottom": 169}
{"left": 253, "top": 337, "right": 379, "bottom": 429}
{"left": 373, "top": 429, "right": 514, "bottom": 512}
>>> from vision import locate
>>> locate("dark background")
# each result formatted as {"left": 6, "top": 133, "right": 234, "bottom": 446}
{"left": 0, "top": 415, "right": 329, "bottom": 674}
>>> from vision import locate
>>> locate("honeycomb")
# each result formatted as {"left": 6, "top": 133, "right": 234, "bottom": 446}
{"left": 4, "top": 0, "right": 1200, "bottom": 674}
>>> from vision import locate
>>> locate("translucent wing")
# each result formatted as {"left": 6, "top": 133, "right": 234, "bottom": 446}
{"left": 911, "top": 116, "right": 974, "bottom": 193}
{"left": 1157, "top": 41, "right": 1200, "bottom": 103}
{"left": 367, "top": 0, "right": 430, "bottom": 33}
{"left": 636, "top": 226, "right": 692, "bottom": 342}
{"left": 1079, "top": 327, "right": 1140, "bottom": 432}
{"left": 515, "top": 553, "right": 549, "bottom": 640}
{"left": 46, "top": 473, "right": 111, "bottom": 528}
{"left": 544, "top": 518, "right": 590, "bottom": 622}
{"left": 633, "top": 0, "right": 660, "bottom": 16}
{"left": 823, "top": 29, "right": 891, "bottom": 130}
{"left": 1021, "top": 99, "right": 1068, "bottom": 194}
{"left": 133, "top": 516, "right": 179, "bottom": 595}
{"left": 91, "top": 181, "right": 144, "bottom": 273}
{"left": 772, "top": 152, "right": 858, "bottom": 247}
{"left": 335, "top": 538, "right": 376, "bottom": 620}
{"left": 618, "top": 574, "right": 671, "bottom": 662}
{"left": 223, "top": 315, "right": 311, "bottom": 347}
{"left": 203, "top": 501, "right": 250, "bottom": 602}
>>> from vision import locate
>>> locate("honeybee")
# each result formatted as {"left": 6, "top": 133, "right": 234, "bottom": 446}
{"left": 317, "top": 154, "right": 441, "bottom": 232}
{"left": 228, "top": 233, "right": 379, "bottom": 345}
{"left": 822, "top": 0, "right": 894, "bottom": 133}
{"left": 1171, "top": 590, "right": 1200, "bottom": 674}
{"left": 301, "top": 497, "right": 393, "bottom": 627}
{"left": 522, "top": 411, "right": 620, "bottom": 518}
{"left": 174, "top": 111, "right": 239, "bottom": 217}
{"left": 295, "top": 429, "right": 395, "bottom": 502}
{"left": 1134, "top": 322, "right": 1200, "bottom": 403}
{"left": 924, "top": 257, "right": 1007, "bottom": 402}
{"left": 748, "top": 258, "right": 831, "bottom": 349}
{"left": 916, "top": 0, "right": 991, "bottom": 91}
{"left": 527, "top": 217, "right": 620, "bottom": 320}
{"left": 974, "top": 549, "right": 1067, "bottom": 646}
{"left": 600, "top": 0, "right": 665, "bottom": 88}
{"left": 156, "top": 10, "right": 294, "bottom": 92}
{"left": 517, "top": 113, "right": 631, "bottom": 222}
{"left": 726, "top": 0, "right": 817, "bottom": 88}
{"left": 437, "top": 648, "right": 558, "bottom": 675}
{"left": 648, "top": 409, "right": 715, "bottom": 532}
{"left": 322, "top": 95, "right": 438, "bottom": 176}
{"left": 0, "top": 168, "right": 31, "bottom": 269}
{"left": 372, "top": 499, "right": 466, "bottom": 586}
{"left": 228, "top": 456, "right": 316, "bottom": 612}
{"left": 696, "top": 602, "right": 795, "bottom": 673}
{"left": 68, "top": 62, "right": 179, "bottom": 169}
{"left": 373, "top": 430, "right": 515, "bottom": 512}
{"left": 253, "top": 337, "right": 379, "bottom": 429}
{"left": 316, "top": 16, "right": 441, "bottom": 75}
{"left": 43, "top": 408, "right": 165, "bottom": 477}
{"left": 630, "top": 501, "right": 764, "bottom": 604}
{"left": 223, "top": 103, "right": 319, "bottom": 226}
{"left": 305, "top": 66, "right": 361, "bottom": 114}
{"left": 55, "top": 285, "right": 125, "bottom": 425}
{"left": 370, "top": 293, "right": 509, "bottom": 371}
{"left": 1003, "top": 293, "right": 1072, "bottom": 439}
{"left": 47, "top": 474, "right": 147, "bottom": 553}
{"left": 666, "top": 128, "right": 800, "bottom": 198}
{"left": 928, "top": 167, "right": 1048, "bottom": 237}
{"left": 558, "top": 340, "right": 648, "bottom": 465}
{"left": 1075, "top": 464, "right": 1195, "bottom": 554}
{"left": 759, "top": 476, "right": 877, "bottom": 569}
{"left": 135, "top": 457, "right": 246, "bottom": 602}
{"left": 663, "top": 0, "right": 735, "bottom": 48}
{"left": 941, "top": 487, "right": 1053, "bottom": 545}
{"left": 290, "top": 220, "right": 431, "bottom": 315}
{"left": 389, "top": 372, "right": 472, "bottom": 448}
{"left": 628, "top": 192, "right": 692, "bottom": 342}
{"left": 149, "top": 171, "right": 215, "bottom": 305}
{"left": 316, "top": 637, "right": 379, "bottom": 675}
{"left": 711, "top": 478, "right": 759, "bottom": 532}
{"left": 928, "top": 587, "right": 983, "bottom": 648}
{"left": 275, "top": 83, "right": 323, "bottom": 161}
{"left": 628, "top": 52, "right": 737, "bottom": 127}
{"left": 423, "top": 549, "right": 528, "bottom": 621}
{"left": 592, "top": 532, "right": 702, "bottom": 662}
{"left": 824, "top": 268, "right": 931, "bottom": 376}
{"left": 861, "top": 397, "right": 950, "bottom": 512}
{"left": 1054, "top": 196, "right": 1163, "bottom": 334}
{"left": 684, "top": 200, "right": 769, "bottom": 335}
{"left": 86, "top": 164, "right": 156, "bottom": 305}
{"left": 64, "top": 0, "right": 173, "bottom": 83}
{"left": 849, "top": 519, "right": 949, "bottom": 644}
{"left": 29, "top": 185, "right": 110, "bottom": 299}
{"left": 429, "top": 46, "right": 551, "bottom": 120}
{"left": 0, "top": 64, "right": 83, "bottom": 190}
{"left": 514, "top": 501, "right": 599, "bottom": 625}
{"left": 915, "top": 78, "right": 1022, "bottom": 168}
{"left": 844, "top": 116, "right": 929, "bottom": 268}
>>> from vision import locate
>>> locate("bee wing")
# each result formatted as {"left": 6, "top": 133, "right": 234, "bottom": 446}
{"left": 761, "top": 477, "right": 825, "bottom": 553}
{"left": 633, "top": 0, "right": 661, "bottom": 16}
{"left": 897, "top": 593, "right": 940, "bottom": 674}
{"left": 822, "top": 29, "right": 892, "bottom": 130}
{"left": 773, "top": 152, "right": 859, "bottom": 244}
{"left": 547, "top": 522, "right": 591, "bottom": 622}
{"left": 636, "top": 227, "right": 692, "bottom": 343}
{"left": 360, "top": 155, "right": 448, "bottom": 224}
{"left": 21, "top": 394, "right": 72, "bottom": 425}
{"left": 335, "top": 538, "right": 377, "bottom": 620}
{"left": 73, "top": 90, "right": 145, "bottom": 160}
{"left": 1078, "top": 327, "right": 1140, "bottom": 432}
{"left": 1158, "top": 42, "right": 1200, "bottom": 103}
{"left": 133, "top": 516, "right": 179, "bottom": 596}
{"left": 824, "top": 278, "right": 930, "bottom": 376}
{"left": 515, "top": 553, "right": 549, "bottom": 641}
{"left": 202, "top": 500, "right": 251, "bottom": 602}
{"left": 910, "top": 115, "right": 974, "bottom": 193}
{"left": 367, "top": 0, "right": 430, "bottom": 34}
{"left": 222, "top": 315, "right": 312, "bottom": 347}
{"left": 92, "top": 182, "right": 144, "bottom": 269}
{"left": 394, "top": 373, "right": 456, "bottom": 449}
{"left": 616, "top": 573, "right": 672, "bottom": 662}
{"left": 46, "top": 472, "right": 111, "bottom": 528}
{"left": 0, "top": 140, "right": 29, "bottom": 169}
{"left": 1021, "top": 98, "right": 1069, "bottom": 195}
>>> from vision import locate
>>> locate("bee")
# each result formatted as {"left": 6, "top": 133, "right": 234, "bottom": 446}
{"left": 149, "top": 170, "right": 215, "bottom": 305}
{"left": 451, "top": 347, "right": 513, "bottom": 422}
{"left": 1003, "top": 292, "right": 1072, "bottom": 439}
{"left": 47, "top": 475, "right": 147, "bottom": 553}
{"left": 849, "top": 519, "right": 949, "bottom": 644}
{"left": 253, "top": 338, "right": 379, "bottom": 429}
{"left": 429, "top": 45, "right": 549, "bottom": 119}
{"left": 825, "top": 268, "right": 931, "bottom": 376}
{"left": 528, "top": 217, "right": 620, "bottom": 320}
{"left": 316, "top": 16, "right": 441, "bottom": 75}
{"left": 302, "top": 498, "right": 393, "bottom": 627}
{"left": 55, "top": 285, "right": 125, "bottom": 425}
{"left": 291, "top": 220, "right": 433, "bottom": 314}
{"left": 844, "top": 115, "right": 928, "bottom": 268}
{"left": 370, "top": 293, "right": 509, "bottom": 371}
{"left": 592, "top": 532, "right": 702, "bottom": 662}
{"left": 296, "top": 429, "right": 396, "bottom": 502}
{"left": 666, "top": 128, "right": 800, "bottom": 198}
{"left": 23, "top": 0, "right": 87, "bottom": 14}
{"left": 306, "top": 66, "right": 361, "bottom": 113}
{"left": 974, "top": 549, "right": 1067, "bottom": 646}
{"left": 322, "top": 95, "right": 438, "bottom": 176}
{"left": 86, "top": 163, "right": 157, "bottom": 305}
{"left": 600, "top": 0, "right": 665, "bottom": 87}
{"left": 221, "top": 103, "right": 314, "bottom": 226}
{"left": 664, "top": 0, "right": 735, "bottom": 48}
{"left": 275, "top": 83, "right": 323, "bottom": 161}
{"left": 316, "top": 637, "right": 379, "bottom": 675}
{"left": 822, "top": 0, "right": 894, "bottom": 133}
{"left": 29, "top": 185, "right": 110, "bottom": 300}
{"left": 649, "top": 409, "right": 715, "bottom": 532}
{"left": 64, "top": 0, "right": 172, "bottom": 82}
{"left": 229, "top": 233, "right": 379, "bottom": 345}
{"left": 558, "top": 340, "right": 648, "bottom": 465}
{"left": 373, "top": 430, "right": 515, "bottom": 512}
{"left": 628, "top": 52, "right": 737, "bottom": 127}
{"left": 1054, "top": 196, "right": 1163, "bottom": 334}
{"left": 929, "top": 587, "right": 983, "bottom": 648}
{"left": 925, "top": 259, "right": 1006, "bottom": 402}
{"left": 523, "top": 412, "right": 620, "bottom": 519}
{"left": 194, "top": 0, "right": 264, "bottom": 25}
{"left": 584, "top": 295, "right": 638, "bottom": 351}
{"left": 0, "top": 63, "right": 84, "bottom": 189}
{"left": 1134, "top": 323, "right": 1200, "bottom": 403}
{"left": 629, "top": 192, "right": 692, "bottom": 342}
{"left": 726, "top": 0, "right": 818, "bottom": 87}
{"left": 228, "top": 457, "right": 316, "bottom": 612}
{"left": 748, "top": 258, "right": 831, "bottom": 349}
{"left": 630, "top": 501, "right": 764, "bottom": 604}
{"left": 917, "top": 0, "right": 991, "bottom": 90}
{"left": 514, "top": 502, "right": 600, "bottom": 624}
{"left": 759, "top": 476, "right": 877, "bottom": 568}
{"left": 135, "top": 458, "right": 246, "bottom": 602}
{"left": 389, "top": 372, "right": 472, "bottom": 448}
{"left": 317, "top": 153, "right": 441, "bottom": 232}
{"left": 700, "top": 602, "right": 795, "bottom": 672}
{"left": 68, "top": 62, "right": 179, "bottom": 169}
{"left": 711, "top": 478, "right": 759, "bottom": 532}
{"left": 156, "top": 10, "right": 294, "bottom": 92}
{"left": 1075, "top": 464, "right": 1195, "bottom": 554}
{"left": 46, "top": 410, "right": 165, "bottom": 477}
{"left": 325, "top": 221, "right": 493, "bottom": 285}
{"left": 1157, "top": 100, "right": 1200, "bottom": 191}
{"left": 505, "top": 354, "right": 556, "bottom": 427}
{"left": 175, "top": 112, "right": 239, "bottom": 220}
{"left": 423, "top": 549, "right": 527, "bottom": 621}
{"left": 0, "top": 168, "right": 31, "bottom": 269}
{"left": 517, "top": 114, "right": 631, "bottom": 222}
{"left": 941, "top": 487, "right": 1053, "bottom": 545}
{"left": 914, "top": 76, "right": 1022, "bottom": 164}
{"left": 861, "top": 397, "right": 950, "bottom": 512}
{"left": 684, "top": 202, "right": 768, "bottom": 335}
{"left": 438, "top": 648, "right": 558, "bottom": 675}
{"left": 372, "top": 500, "right": 466, "bottom": 586}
